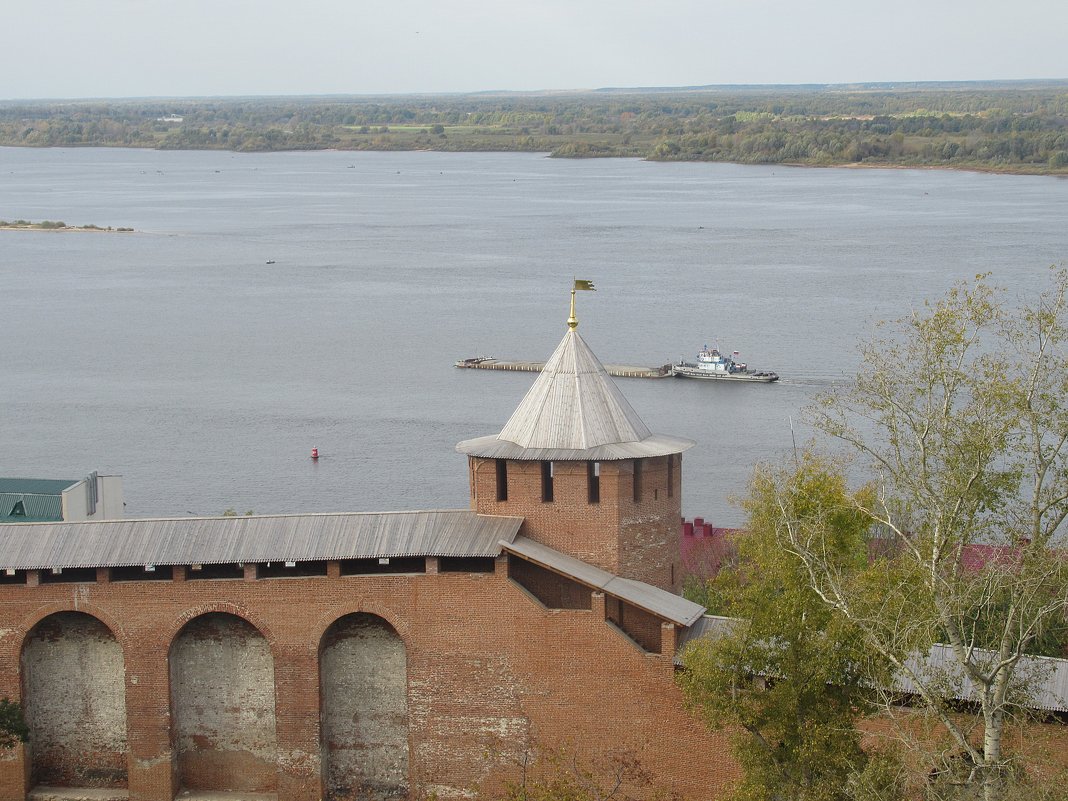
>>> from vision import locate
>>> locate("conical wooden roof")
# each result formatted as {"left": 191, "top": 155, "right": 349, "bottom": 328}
{"left": 498, "top": 328, "right": 650, "bottom": 448}
{"left": 457, "top": 328, "right": 694, "bottom": 461}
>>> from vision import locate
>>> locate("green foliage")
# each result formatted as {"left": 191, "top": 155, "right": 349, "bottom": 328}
{"left": 681, "top": 573, "right": 731, "bottom": 613}
{"left": 788, "top": 268, "right": 1068, "bottom": 799}
{"left": 844, "top": 747, "right": 910, "bottom": 801}
{"left": 1, "top": 84, "right": 1067, "bottom": 173}
{"left": 950, "top": 580, "right": 1068, "bottom": 658}
{"left": 678, "top": 454, "right": 892, "bottom": 801}
{"left": 690, "top": 270, "right": 1068, "bottom": 798}
{"left": 0, "top": 698, "right": 29, "bottom": 749}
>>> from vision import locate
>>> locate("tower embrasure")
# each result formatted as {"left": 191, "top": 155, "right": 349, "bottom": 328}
{"left": 456, "top": 296, "right": 694, "bottom": 591}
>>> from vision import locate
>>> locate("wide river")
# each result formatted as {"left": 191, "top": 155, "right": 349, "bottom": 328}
{"left": 1, "top": 147, "right": 1066, "bottom": 526}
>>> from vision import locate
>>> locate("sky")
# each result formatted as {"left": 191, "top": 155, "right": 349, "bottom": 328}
{"left": 3, "top": 0, "right": 1067, "bottom": 100}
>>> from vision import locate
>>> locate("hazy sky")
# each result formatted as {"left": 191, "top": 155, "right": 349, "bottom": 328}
{"left": 3, "top": 0, "right": 1067, "bottom": 99}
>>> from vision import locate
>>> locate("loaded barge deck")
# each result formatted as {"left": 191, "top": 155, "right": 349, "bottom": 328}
{"left": 456, "top": 356, "right": 672, "bottom": 379}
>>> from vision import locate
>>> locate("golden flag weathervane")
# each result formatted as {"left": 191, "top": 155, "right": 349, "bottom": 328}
{"left": 568, "top": 279, "right": 596, "bottom": 330}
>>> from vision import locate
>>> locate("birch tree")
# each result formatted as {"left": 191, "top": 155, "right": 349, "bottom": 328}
{"left": 679, "top": 456, "right": 902, "bottom": 801}
{"left": 774, "top": 269, "right": 1068, "bottom": 800}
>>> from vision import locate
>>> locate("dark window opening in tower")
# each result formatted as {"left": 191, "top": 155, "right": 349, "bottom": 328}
{"left": 587, "top": 461, "right": 600, "bottom": 504}
{"left": 633, "top": 458, "right": 643, "bottom": 503}
{"left": 495, "top": 459, "right": 508, "bottom": 502}
{"left": 667, "top": 454, "right": 675, "bottom": 498}
{"left": 541, "top": 461, "right": 554, "bottom": 503}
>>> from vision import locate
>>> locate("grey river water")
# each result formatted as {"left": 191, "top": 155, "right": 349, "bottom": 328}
{"left": 1, "top": 147, "right": 1066, "bottom": 526}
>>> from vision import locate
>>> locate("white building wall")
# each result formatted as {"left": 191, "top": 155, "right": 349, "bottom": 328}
{"left": 61, "top": 475, "right": 124, "bottom": 521}
{"left": 97, "top": 475, "right": 124, "bottom": 519}
{"left": 61, "top": 482, "right": 88, "bottom": 521}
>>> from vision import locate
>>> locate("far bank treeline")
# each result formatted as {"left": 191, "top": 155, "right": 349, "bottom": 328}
{"left": 3, "top": 82, "right": 1068, "bottom": 174}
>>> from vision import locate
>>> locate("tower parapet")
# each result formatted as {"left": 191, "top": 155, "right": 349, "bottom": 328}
{"left": 457, "top": 312, "right": 693, "bottom": 591}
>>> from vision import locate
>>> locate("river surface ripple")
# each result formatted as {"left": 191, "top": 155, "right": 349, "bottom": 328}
{"left": 1, "top": 147, "right": 1066, "bottom": 526}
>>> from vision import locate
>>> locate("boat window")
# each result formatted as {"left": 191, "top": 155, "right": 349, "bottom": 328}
{"left": 541, "top": 461, "right": 554, "bottom": 503}
{"left": 588, "top": 461, "right": 600, "bottom": 504}
{"left": 495, "top": 459, "right": 508, "bottom": 502}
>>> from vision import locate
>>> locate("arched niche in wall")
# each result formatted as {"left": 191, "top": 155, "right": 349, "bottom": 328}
{"left": 168, "top": 612, "right": 278, "bottom": 793}
{"left": 21, "top": 611, "right": 129, "bottom": 788}
{"left": 319, "top": 613, "right": 409, "bottom": 800}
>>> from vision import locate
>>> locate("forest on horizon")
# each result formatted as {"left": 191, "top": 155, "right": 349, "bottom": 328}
{"left": 2, "top": 81, "right": 1067, "bottom": 174}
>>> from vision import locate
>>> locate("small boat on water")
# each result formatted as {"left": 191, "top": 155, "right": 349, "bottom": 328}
{"left": 454, "top": 356, "right": 496, "bottom": 367}
{"left": 672, "top": 345, "right": 778, "bottom": 383}
{"left": 265, "top": 259, "right": 276, "bottom": 264}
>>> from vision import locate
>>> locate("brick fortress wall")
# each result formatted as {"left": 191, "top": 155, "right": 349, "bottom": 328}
{"left": 0, "top": 557, "right": 734, "bottom": 801}
{"left": 468, "top": 455, "right": 682, "bottom": 592}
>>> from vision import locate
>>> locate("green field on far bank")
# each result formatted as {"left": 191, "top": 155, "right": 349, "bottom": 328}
{"left": 2, "top": 81, "right": 1067, "bottom": 174}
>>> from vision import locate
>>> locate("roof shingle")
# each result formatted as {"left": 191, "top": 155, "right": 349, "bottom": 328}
{"left": 0, "top": 510, "right": 524, "bottom": 569}
{"left": 457, "top": 327, "right": 693, "bottom": 461}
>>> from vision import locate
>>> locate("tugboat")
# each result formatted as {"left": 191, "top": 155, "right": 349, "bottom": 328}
{"left": 672, "top": 345, "right": 778, "bottom": 382}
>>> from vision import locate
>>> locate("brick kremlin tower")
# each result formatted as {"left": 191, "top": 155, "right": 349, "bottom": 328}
{"left": 456, "top": 286, "right": 694, "bottom": 592}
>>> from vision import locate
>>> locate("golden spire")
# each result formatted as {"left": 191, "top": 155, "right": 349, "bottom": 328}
{"left": 569, "top": 279, "right": 595, "bottom": 330}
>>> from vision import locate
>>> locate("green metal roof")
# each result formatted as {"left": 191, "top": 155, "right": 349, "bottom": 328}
{"left": 0, "top": 478, "right": 78, "bottom": 495}
{"left": 0, "top": 479, "right": 77, "bottom": 523}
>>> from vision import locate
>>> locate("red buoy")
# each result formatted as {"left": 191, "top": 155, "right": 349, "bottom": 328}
{"left": 311, "top": 448, "right": 320, "bottom": 460}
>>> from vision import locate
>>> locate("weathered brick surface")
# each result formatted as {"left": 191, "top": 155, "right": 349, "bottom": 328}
{"left": 321, "top": 614, "right": 408, "bottom": 799}
{"left": 2, "top": 563, "right": 1067, "bottom": 801}
{"left": 469, "top": 455, "right": 682, "bottom": 592}
{"left": 605, "top": 597, "right": 663, "bottom": 654}
{"left": 170, "top": 613, "right": 277, "bottom": 792}
{"left": 3, "top": 448, "right": 1062, "bottom": 801}
{"left": 508, "top": 558, "right": 592, "bottom": 610}
{"left": 21, "top": 612, "right": 128, "bottom": 788}
{"left": 0, "top": 563, "right": 734, "bottom": 801}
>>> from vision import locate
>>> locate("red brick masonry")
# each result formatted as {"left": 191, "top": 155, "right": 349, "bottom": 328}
{"left": 0, "top": 557, "right": 735, "bottom": 801}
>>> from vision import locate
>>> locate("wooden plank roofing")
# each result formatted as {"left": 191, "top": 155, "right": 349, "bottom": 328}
{"left": 457, "top": 328, "right": 694, "bottom": 461}
{"left": 502, "top": 535, "right": 705, "bottom": 627}
{"left": 0, "top": 510, "right": 524, "bottom": 570}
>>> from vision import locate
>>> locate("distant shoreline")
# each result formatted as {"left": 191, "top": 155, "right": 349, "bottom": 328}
{"left": 788, "top": 161, "right": 1068, "bottom": 178}
{"left": 4, "top": 86, "right": 1068, "bottom": 177}
{"left": 2, "top": 143, "right": 1063, "bottom": 179}
{"left": 0, "top": 220, "right": 134, "bottom": 233}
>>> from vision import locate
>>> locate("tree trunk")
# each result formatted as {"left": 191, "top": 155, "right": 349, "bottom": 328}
{"left": 982, "top": 706, "right": 1004, "bottom": 801}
